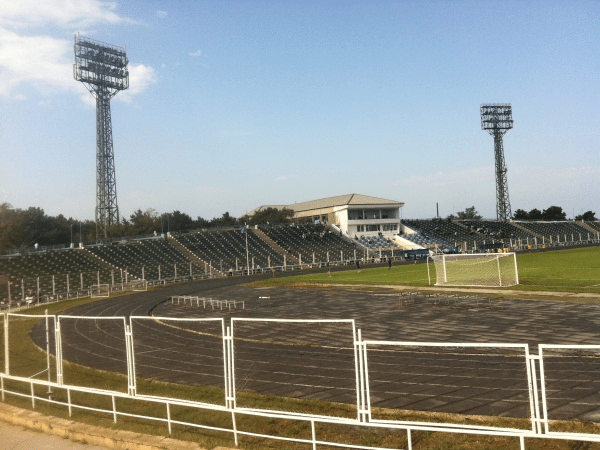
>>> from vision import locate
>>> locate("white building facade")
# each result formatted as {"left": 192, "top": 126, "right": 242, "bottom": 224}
{"left": 253, "top": 194, "right": 404, "bottom": 239}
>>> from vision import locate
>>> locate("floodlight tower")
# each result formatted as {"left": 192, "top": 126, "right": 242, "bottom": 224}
{"left": 74, "top": 34, "right": 129, "bottom": 239}
{"left": 481, "top": 103, "right": 513, "bottom": 221}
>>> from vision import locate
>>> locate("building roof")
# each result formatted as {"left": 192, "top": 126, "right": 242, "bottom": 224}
{"left": 287, "top": 193, "right": 403, "bottom": 213}
{"left": 248, "top": 194, "right": 404, "bottom": 217}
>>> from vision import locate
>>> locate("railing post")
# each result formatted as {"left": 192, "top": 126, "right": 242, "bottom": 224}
{"left": 125, "top": 323, "right": 136, "bottom": 396}
{"left": 112, "top": 395, "right": 117, "bottom": 423}
{"left": 55, "top": 317, "right": 63, "bottom": 385}
{"left": 224, "top": 325, "right": 238, "bottom": 446}
{"left": 67, "top": 388, "right": 72, "bottom": 417}
{"left": 45, "top": 310, "right": 52, "bottom": 398}
{"left": 30, "top": 381, "right": 36, "bottom": 408}
{"left": 166, "top": 402, "right": 172, "bottom": 434}
{"left": 4, "top": 313, "right": 9, "bottom": 376}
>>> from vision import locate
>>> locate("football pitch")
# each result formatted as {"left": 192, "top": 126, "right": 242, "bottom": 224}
{"left": 256, "top": 246, "right": 600, "bottom": 295}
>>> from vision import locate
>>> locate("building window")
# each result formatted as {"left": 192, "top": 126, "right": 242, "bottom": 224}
{"left": 381, "top": 209, "right": 397, "bottom": 219}
{"left": 365, "top": 209, "right": 379, "bottom": 220}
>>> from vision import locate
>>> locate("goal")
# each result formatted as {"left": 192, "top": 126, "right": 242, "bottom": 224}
{"left": 429, "top": 253, "right": 519, "bottom": 287}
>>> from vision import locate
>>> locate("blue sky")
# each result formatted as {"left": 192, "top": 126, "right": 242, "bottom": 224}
{"left": 1, "top": 0, "right": 598, "bottom": 221}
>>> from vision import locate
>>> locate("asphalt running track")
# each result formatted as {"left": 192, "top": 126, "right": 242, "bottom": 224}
{"left": 28, "top": 274, "right": 600, "bottom": 425}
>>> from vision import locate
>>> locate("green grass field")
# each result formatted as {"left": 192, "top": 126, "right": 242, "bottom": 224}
{"left": 253, "top": 246, "right": 600, "bottom": 295}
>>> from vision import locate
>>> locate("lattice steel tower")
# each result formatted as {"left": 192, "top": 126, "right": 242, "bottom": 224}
{"left": 74, "top": 34, "right": 129, "bottom": 239}
{"left": 481, "top": 103, "right": 513, "bottom": 221}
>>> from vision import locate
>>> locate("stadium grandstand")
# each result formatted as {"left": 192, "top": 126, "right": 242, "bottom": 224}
{"left": 1, "top": 192, "right": 599, "bottom": 309}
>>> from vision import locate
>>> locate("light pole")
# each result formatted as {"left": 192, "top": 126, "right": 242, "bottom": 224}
{"left": 74, "top": 34, "right": 129, "bottom": 239}
{"left": 481, "top": 103, "right": 514, "bottom": 221}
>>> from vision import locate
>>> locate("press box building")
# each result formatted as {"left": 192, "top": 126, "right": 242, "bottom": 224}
{"left": 252, "top": 194, "right": 404, "bottom": 239}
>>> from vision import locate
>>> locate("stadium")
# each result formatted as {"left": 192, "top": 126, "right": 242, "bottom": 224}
{"left": 2, "top": 192, "right": 599, "bottom": 303}
{"left": 2, "top": 5, "right": 600, "bottom": 450}
{"left": 2, "top": 189, "right": 600, "bottom": 449}
{"left": 2, "top": 57, "right": 600, "bottom": 450}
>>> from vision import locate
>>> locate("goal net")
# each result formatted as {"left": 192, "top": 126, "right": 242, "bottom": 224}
{"left": 430, "top": 252, "right": 518, "bottom": 287}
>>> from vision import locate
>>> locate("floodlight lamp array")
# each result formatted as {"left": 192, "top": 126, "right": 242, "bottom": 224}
{"left": 480, "top": 103, "right": 513, "bottom": 132}
{"left": 74, "top": 35, "right": 129, "bottom": 92}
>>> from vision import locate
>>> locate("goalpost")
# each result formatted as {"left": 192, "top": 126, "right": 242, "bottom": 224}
{"left": 429, "top": 253, "right": 519, "bottom": 287}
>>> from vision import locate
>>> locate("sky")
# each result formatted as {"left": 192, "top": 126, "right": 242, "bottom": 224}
{"left": 1, "top": 0, "right": 599, "bottom": 222}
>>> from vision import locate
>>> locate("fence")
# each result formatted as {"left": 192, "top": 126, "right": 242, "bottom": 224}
{"left": 2, "top": 314, "right": 600, "bottom": 449}
{"left": 0, "top": 269, "right": 221, "bottom": 312}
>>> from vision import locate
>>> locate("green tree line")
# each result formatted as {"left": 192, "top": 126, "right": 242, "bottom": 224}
{"left": 513, "top": 207, "right": 596, "bottom": 221}
{"left": 0, "top": 203, "right": 294, "bottom": 254}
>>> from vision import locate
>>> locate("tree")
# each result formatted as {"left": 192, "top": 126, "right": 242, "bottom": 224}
{"left": 194, "top": 216, "right": 210, "bottom": 229}
{"left": 211, "top": 212, "right": 237, "bottom": 228}
{"left": 542, "top": 206, "right": 566, "bottom": 221}
{"left": 527, "top": 209, "right": 543, "bottom": 220}
{"left": 456, "top": 206, "right": 482, "bottom": 220}
{"left": 248, "top": 207, "right": 295, "bottom": 225}
{"left": 575, "top": 211, "right": 597, "bottom": 221}
{"left": 168, "top": 210, "right": 194, "bottom": 232}
{"left": 129, "top": 209, "right": 160, "bottom": 235}
{"left": 0, "top": 203, "right": 24, "bottom": 252}
{"left": 513, "top": 209, "right": 528, "bottom": 220}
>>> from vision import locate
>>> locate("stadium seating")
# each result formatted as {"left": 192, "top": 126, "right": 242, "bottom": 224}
{"left": 259, "top": 223, "right": 359, "bottom": 264}
{"left": 87, "top": 238, "right": 203, "bottom": 281}
{"left": 400, "top": 232, "right": 453, "bottom": 249}
{"left": 0, "top": 249, "right": 113, "bottom": 306}
{"left": 174, "top": 229, "right": 285, "bottom": 271}
{"left": 458, "top": 220, "right": 535, "bottom": 242}
{"left": 2, "top": 218, "right": 598, "bottom": 309}
{"left": 583, "top": 221, "right": 600, "bottom": 233}
{"left": 402, "top": 219, "right": 491, "bottom": 250}
{"left": 513, "top": 221, "right": 594, "bottom": 243}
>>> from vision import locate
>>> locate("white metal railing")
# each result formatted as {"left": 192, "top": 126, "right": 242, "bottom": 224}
{"left": 3, "top": 313, "right": 600, "bottom": 449}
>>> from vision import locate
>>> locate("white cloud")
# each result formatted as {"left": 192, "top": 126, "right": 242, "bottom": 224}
{"left": 155, "top": 10, "right": 168, "bottom": 19}
{"left": 0, "top": 0, "right": 131, "bottom": 29}
{"left": 117, "top": 63, "right": 158, "bottom": 102}
{"left": 0, "top": 29, "right": 72, "bottom": 98}
{"left": 188, "top": 49, "right": 202, "bottom": 57}
{"left": 0, "top": 0, "right": 155, "bottom": 103}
